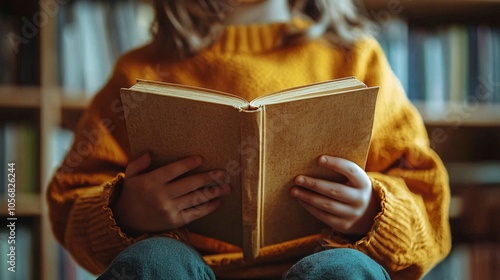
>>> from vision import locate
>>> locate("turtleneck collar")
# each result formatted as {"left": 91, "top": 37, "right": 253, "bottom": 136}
{"left": 211, "top": 22, "right": 291, "bottom": 54}
{"left": 210, "top": 17, "right": 315, "bottom": 54}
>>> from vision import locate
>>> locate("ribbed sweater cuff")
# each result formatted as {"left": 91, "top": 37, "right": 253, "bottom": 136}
{"left": 67, "top": 174, "right": 131, "bottom": 271}
{"left": 321, "top": 174, "right": 424, "bottom": 270}
{"left": 67, "top": 173, "right": 186, "bottom": 273}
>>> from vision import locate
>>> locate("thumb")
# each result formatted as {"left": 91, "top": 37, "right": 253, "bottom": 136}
{"left": 125, "top": 153, "right": 151, "bottom": 177}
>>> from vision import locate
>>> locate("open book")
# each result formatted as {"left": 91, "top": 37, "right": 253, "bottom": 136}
{"left": 121, "top": 77, "right": 378, "bottom": 259}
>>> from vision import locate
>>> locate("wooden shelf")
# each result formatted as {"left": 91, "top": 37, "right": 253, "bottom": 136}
{"left": 0, "top": 193, "right": 41, "bottom": 216}
{"left": 0, "top": 86, "right": 41, "bottom": 108}
{"left": 413, "top": 102, "right": 500, "bottom": 126}
{"left": 62, "top": 94, "right": 90, "bottom": 111}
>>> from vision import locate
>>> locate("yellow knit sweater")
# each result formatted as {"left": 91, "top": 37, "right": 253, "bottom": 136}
{"left": 47, "top": 22, "right": 451, "bottom": 279}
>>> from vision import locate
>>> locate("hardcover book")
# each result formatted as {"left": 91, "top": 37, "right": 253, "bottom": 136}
{"left": 121, "top": 77, "right": 378, "bottom": 259}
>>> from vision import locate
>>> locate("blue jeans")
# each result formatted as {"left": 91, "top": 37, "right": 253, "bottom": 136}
{"left": 97, "top": 237, "right": 390, "bottom": 280}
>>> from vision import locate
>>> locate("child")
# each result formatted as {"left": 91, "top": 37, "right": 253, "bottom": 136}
{"left": 47, "top": 0, "right": 451, "bottom": 279}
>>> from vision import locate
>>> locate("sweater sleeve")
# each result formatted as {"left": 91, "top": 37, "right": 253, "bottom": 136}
{"left": 45, "top": 56, "right": 183, "bottom": 275}
{"left": 321, "top": 38, "right": 452, "bottom": 279}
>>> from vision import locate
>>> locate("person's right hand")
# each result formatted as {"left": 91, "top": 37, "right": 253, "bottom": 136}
{"left": 113, "top": 153, "right": 231, "bottom": 235}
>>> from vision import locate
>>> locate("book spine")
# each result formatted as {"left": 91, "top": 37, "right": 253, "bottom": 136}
{"left": 239, "top": 108, "right": 263, "bottom": 260}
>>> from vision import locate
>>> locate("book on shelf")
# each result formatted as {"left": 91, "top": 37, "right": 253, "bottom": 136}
{"left": 467, "top": 25, "right": 480, "bottom": 103}
{"left": 423, "top": 28, "right": 446, "bottom": 106}
{"left": 446, "top": 25, "right": 469, "bottom": 103}
{"left": 477, "top": 25, "right": 499, "bottom": 104}
{"left": 407, "top": 28, "right": 426, "bottom": 101}
{"left": 121, "top": 77, "right": 378, "bottom": 259}
{"left": 0, "top": 122, "right": 38, "bottom": 196}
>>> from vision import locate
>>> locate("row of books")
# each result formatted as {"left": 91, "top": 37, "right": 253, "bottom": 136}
{"left": 0, "top": 122, "right": 38, "bottom": 195}
{"left": 58, "top": 0, "right": 153, "bottom": 95}
{"left": 376, "top": 18, "right": 500, "bottom": 104}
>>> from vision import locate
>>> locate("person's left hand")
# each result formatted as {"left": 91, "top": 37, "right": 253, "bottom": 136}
{"left": 291, "top": 155, "right": 381, "bottom": 236}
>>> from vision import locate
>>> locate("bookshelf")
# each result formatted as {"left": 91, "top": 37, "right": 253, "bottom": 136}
{"left": 0, "top": 0, "right": 498, "bottom": 279}
{"left": 0, "top": 86, "right": 43, "bottom": 279}
{"left": 5, "top": 1, "right": 149, "bottom": 279}
{"left": 363, "top": 0, "right": 500, "bottom": 279}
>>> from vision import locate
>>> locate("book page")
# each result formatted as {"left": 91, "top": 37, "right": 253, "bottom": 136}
{"left": 131, "top": 79, "right": 249, "bottom": 108}
{"left": 250, "top": 77, "right": 365, "bottom": 107}
{"left": 122, "top": 89, "right": 244, "bottom": 247}
{"left": 259, "top": 87, "right": 378, "bottom": 246}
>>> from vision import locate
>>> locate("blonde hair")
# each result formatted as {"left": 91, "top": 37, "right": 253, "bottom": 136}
{"left": 152, "top": 0, "right": 370, "bottom": 57}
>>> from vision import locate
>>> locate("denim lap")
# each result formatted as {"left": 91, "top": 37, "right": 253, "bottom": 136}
{"left": 97, "top": 238, "right": 389, "bottom": 280}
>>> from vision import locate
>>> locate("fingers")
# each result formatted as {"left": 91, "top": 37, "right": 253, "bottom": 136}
{"left": 168, "top": 184, "right": 231, "bottom": 227}
{"left": 293, "top": 155, "right": 378, "bottom": 235}
{"left": 291, "top": 187, "right": 355, "bottom": 217}
{"left": 176, "top": 184, "right": 231, "bottom": 210}
{"left": 149, "top": 155, "right": 203, "bottom": 183}
{"left": 294, "top": 176, "right": 359, "bottom": 204}
{"left": 166, "top": 169, "right": 228, "bottom": 199}
{"left": 297, "top": 200, "right": 349, "bottom": 231}
{"left": 125, "top": 153, "right": 151, "bottom": 177}
{"left": 177, "top": 199, "right": 223, "bottom": 226}
{"left": 121, "top": 155, "right": 234, "bottom": 232}
{"left": 317, "top": 155, "right": 371, "bottom": 189}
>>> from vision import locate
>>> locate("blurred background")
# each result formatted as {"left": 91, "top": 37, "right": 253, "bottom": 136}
{"left": 0, "top": 0, "right": 499, "bottom": 279}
